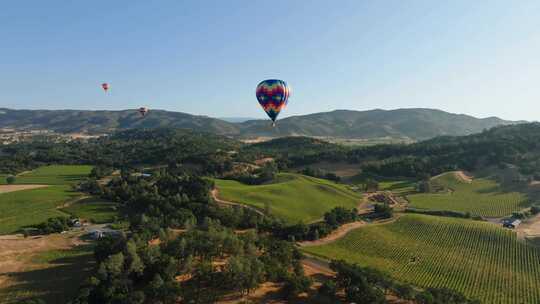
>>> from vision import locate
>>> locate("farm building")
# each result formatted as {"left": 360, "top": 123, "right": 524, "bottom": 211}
{"left": 87, "top": 228, "right": 122, "bottom": 240}
{"left": 503, "top": 219, "right": 521, "bottom": 229}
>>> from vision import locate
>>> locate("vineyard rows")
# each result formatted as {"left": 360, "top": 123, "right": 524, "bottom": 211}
{"left": 304, "top": 214, "right": 540, "bottom": 304}
{"left": 408, "top": 173, "right": 528, "bottom": 217}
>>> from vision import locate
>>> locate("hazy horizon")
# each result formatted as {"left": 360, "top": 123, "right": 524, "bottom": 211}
{"left": 1, "top": 1, "right": 539, "bottom": 121}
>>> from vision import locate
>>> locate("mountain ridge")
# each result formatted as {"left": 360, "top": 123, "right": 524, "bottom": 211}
{"left": 0, "top": 107, "right": 522, "bottom": 141}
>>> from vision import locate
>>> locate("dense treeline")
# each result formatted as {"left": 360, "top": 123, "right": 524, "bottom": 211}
{"left": 5, "top": 123, "right": 540, "bottom": 180}
{"left": 70, "top": 227, "right": 309, "bottom": 304}
{"left": 0, "top": 128, "right": 239, "bottom": 175}
{"left": 244, "top": 123, "right": 540, "bottom": 179}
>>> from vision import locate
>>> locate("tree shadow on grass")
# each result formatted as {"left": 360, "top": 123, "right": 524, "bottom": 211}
{"left": 2, "top": 247, "right": 95, "bottom": 304}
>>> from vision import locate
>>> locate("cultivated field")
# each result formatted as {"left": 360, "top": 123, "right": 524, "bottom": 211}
{"left": 0, "top": 165, "right": 93, "bottom": 234}
{"left": 0, "top": 165, "right": 92, "bottom": 185}
{"left": 62, "top": 197, "right": 119, "bottom": 224}
{"left": 0, "top": 186, "right": 80, "bottom": 234}
{"left": 214, "top": 173, "right": 362, "bottom": 223}
{"left": 408, "top": 172, "right": 528, "bottom": 217}
{"left": 379, "top": 180, "right": 416, "bottom": 195}
{"left": 304, "top": 214, "right": 540, "bottom": 304}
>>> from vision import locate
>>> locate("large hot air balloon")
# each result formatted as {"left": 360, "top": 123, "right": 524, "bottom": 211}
{"left": 256, "top": 79, "right": 290, "bottom": 126}
{"left": 138, "top": 107, "right": 149, "bottom": 117}
{"left": 101, "top": 83, "right": 110, "bottom": 92}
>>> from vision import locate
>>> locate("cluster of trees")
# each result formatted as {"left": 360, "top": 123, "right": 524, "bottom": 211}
{"left": 70, "top": 224, "right": 310, "bottom": 303}
{"left": 226, "top": 162, "right": 278, "bottom": 185}
{"left": 89, "top": 165, "right": 114, "bottom": 179}
{"left": 30, "top": 216, "right": 71, "bottom": 235}
{"left": 299, "top": 167, "right": 341, "bottom": 182}
{"left": 274, "top": 207, "right": 359, "bottom": 242}
{"left": 242, "top": 123, "right": 540, "bottom": 181}
{"left": 372, "top": 203, "right": 393, "bottom": 219}
{"left": 322, "top": 260, "right": 480, "bottom": 304}
{"left": 512, "top": 205, "right": 540, "bottom": 220}
{"left": 5, "top": 174, "right": 16, "bottom": 184}
{"left": 238, "top": 136, "right": 347, "bottom": 168}
{"left": 0, "top": 128, "right": 239, "bottom": 176}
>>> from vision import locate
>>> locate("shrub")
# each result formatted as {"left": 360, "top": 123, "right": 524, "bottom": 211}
{"left": 373, "top": 203, "right": 393, "bottom": 219}
{"left": 6, "top": 175, "right": 16, "bottom": 184}
{"left": 33, "top": 217, "right": 72, "bottom": 234}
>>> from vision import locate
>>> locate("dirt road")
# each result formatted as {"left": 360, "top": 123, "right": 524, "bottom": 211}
{"left": 211, "top": 189, "right": 266, "bottom": 217}
{"left": 431, "top": 170, "right": 473, "bottom": 183}
{"left": 516, "top": 213, "right": 540, "bottom": 240}
{"left": 298, "top": 221, "right": 365, "bottom": 247}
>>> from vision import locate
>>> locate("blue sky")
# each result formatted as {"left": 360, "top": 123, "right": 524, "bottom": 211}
{"left": 1, "top": 1, "right": 539, "bottom": 120}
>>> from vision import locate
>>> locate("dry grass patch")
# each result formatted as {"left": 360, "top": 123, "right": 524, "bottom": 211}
{"left": 0, "top": 185, "right": 49, "bottom": 194}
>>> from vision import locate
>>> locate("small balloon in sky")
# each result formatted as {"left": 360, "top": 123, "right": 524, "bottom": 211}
{"left": 138, "top": 107, "right": 149, "bottom": 117}
{"left": 256, "top": 79, "right": 290, "bottom": 127}
{"left": 101, "top": 83, "right": 110, "bottom": 92}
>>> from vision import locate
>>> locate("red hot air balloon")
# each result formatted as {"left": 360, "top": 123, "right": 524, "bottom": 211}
{"left": 138, "top": 107, "right": 149, "bottom": 117}
{"left": 101, "top": 83, "right": 110, "bottom": 92}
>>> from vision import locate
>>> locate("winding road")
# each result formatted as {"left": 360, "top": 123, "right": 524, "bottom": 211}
{"left": 210, "top": 189, "right": 266, "bottom": 217}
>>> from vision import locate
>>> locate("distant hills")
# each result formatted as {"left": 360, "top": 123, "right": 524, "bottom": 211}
{"left": 0, "top": 108, "right": 238, "bottom": 135}
{"left": 0, "top": 108, "right": 521, "bottom": 141}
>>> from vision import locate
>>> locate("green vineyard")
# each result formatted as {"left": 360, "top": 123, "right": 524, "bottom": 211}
{"left": 303, "top": 214, "right": 540, "bottom": 304}
{"left": 408, "top": 172, "right": 528, "bottom": 217}
{"left": 214, "top": 173, "right": 361, "bottom": 223}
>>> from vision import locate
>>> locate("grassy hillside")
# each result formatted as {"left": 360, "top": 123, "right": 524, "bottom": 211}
{"left": 214, "top": 173, "right": 362, "bottom": 223}
{"left": 407, "top": 172, "right": 528, "bottom": 217}
{"left": 0, "top": 165, "right": 92, "bottom": 234}
{"left": 0, "top": 165, "right": 92, "bottom": 185}
{"left": 304, "top": 214, "right": 540, "bottom": 304}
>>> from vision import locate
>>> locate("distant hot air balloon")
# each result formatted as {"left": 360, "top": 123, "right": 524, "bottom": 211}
{"left": 138, "top": 107, "right": 149, "bottom": 117}
{"left": 101, "top": 83, "right": 110, "bottom": 92}
{"left": 256, "top": 79, "right": 290, "bottom": 127}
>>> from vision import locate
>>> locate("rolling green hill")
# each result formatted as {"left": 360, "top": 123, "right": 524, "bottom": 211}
{"left": 304, "top": 214, "right": 540, "bottom": 304}
{"left": 408, "top": 172, "right": 528, "bottom": 217}
{"left": 214, "top": 173, "right": 362, "bottom": 223}
{"left": 0, "top": 108, "right": 518, "bottom": 140}
{"left": 0, "top": 165, "right": 93, "bottom": 234}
